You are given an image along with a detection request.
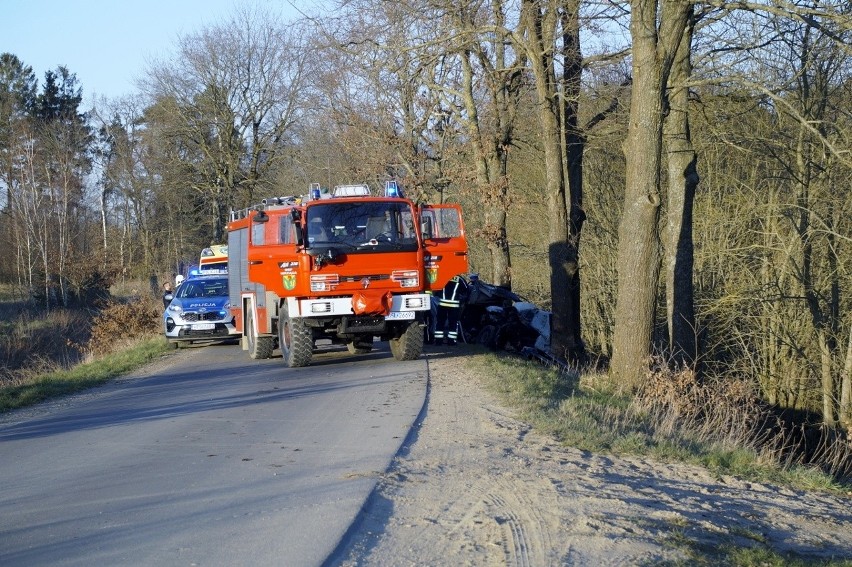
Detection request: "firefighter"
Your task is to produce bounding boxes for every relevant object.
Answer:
[434,275,468,345]
[424,289,436,344]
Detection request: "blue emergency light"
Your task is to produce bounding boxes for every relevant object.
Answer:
[385,180,403,198]
[310,182,322,200]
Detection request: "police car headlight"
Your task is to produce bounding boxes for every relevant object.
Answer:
[168,304,182,313]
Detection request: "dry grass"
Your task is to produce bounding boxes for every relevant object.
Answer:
[631,363,852,480]
[0,281,163,387]
[0,302,91,386]
[471,349,851,488]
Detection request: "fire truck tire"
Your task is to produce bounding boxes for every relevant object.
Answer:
[390,321,423,361]
[347,338,373,355]
[279,306,313,367]
[247,308,274,360]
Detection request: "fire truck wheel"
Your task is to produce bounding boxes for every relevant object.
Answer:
[347,339,373,355]
[279,305,313,367]
[390,321,424,361]
[247,308,274,360]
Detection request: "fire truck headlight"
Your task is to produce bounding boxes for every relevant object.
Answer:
[311,302,332,313]
[405,297,425,309]
[391,270,418,288]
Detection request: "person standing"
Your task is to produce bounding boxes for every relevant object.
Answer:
[434,275,468,345]
[162,282,174,309]
[424,289,437,344]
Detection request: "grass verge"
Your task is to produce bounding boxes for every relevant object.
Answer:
[664,534,852,566]
[0,336,172,413]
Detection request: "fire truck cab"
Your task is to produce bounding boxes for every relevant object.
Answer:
[227,182,467,367]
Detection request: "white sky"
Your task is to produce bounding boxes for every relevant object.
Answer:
[1,0,307,104]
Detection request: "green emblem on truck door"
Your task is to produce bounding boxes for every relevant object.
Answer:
[283,274,296,290]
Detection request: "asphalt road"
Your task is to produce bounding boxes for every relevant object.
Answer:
[0,341,428,567]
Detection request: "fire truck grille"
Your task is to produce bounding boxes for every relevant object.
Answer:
[339,274,390,283]
[183,312,221,322]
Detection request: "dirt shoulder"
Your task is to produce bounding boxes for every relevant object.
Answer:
[333,349,852,566]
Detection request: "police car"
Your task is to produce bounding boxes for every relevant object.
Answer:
[163,270,240,347]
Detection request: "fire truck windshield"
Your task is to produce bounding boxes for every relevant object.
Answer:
[305,201,418,253]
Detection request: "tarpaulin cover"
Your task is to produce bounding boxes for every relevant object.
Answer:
[352,290,393,316]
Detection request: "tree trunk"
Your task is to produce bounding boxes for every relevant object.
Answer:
[662,10,698,367]
[610,0,691,387]
[520,1,581,362]
[560,4,586,362]
[459,51,512,288]
[483,174,511,288]
[818,328,835,426]
[840,322,852,428]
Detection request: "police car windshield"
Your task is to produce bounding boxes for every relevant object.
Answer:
[177,278,228,299]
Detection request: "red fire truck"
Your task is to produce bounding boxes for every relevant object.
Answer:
[227,182,468,367]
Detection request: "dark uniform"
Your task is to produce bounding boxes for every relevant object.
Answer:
[434,275,468,345]
[162,282,174,309]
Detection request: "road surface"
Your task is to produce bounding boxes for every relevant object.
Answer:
[0,341,427,566]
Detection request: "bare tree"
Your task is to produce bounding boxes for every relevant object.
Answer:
[143,6,309,241]
[310,0,464,204]
[316,1,529,288]
[443,1,526,288]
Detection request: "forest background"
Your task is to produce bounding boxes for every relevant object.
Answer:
[1,0,851,434]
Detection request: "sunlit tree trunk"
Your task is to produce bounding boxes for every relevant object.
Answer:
[611,0,691,387]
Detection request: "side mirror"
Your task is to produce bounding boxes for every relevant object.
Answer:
[290,210,304,245]
[421,216,434,240]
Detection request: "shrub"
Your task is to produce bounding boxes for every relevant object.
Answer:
[88,297,162,356]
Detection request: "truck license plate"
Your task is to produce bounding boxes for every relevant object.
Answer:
[385,311,415,320]
[192,323,216,330]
